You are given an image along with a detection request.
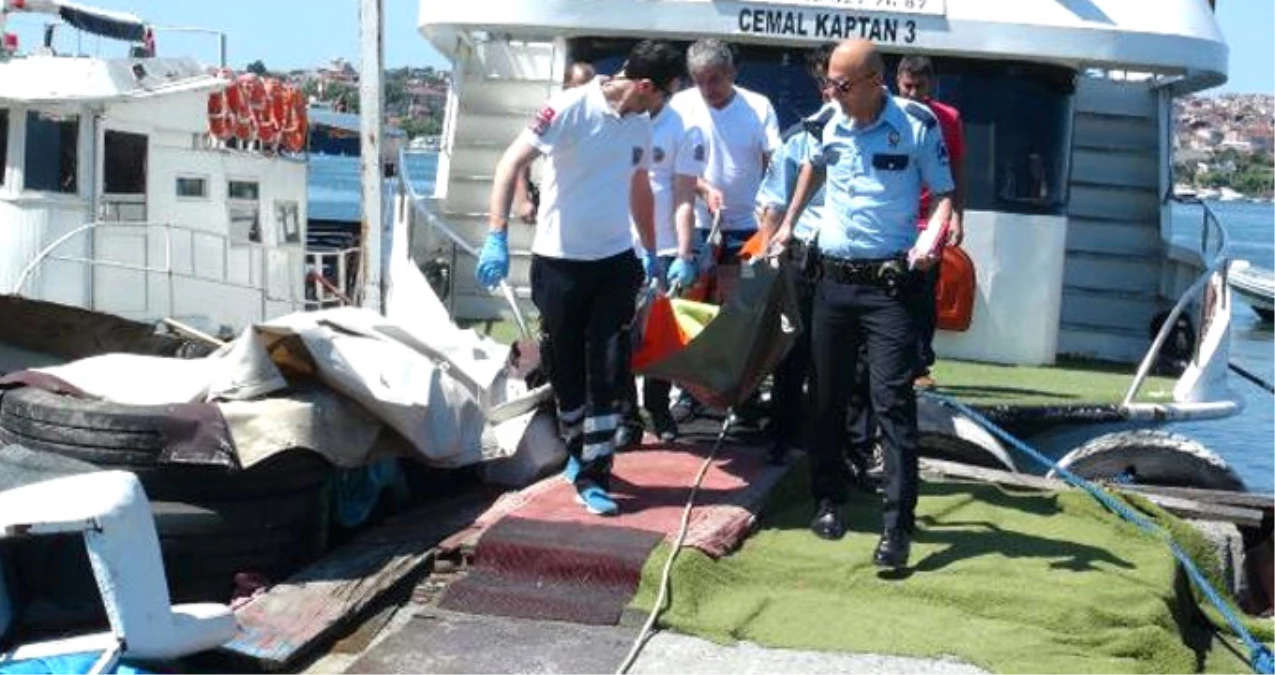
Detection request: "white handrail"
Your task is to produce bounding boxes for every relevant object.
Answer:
[10,220,302,319]
[397,148,532,338]
[1121,197,1230,408]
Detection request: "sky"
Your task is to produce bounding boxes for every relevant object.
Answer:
[1,0,1270,94]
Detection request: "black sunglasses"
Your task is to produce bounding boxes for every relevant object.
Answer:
[820,71,877,94]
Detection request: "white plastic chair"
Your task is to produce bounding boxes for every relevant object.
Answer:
[0,471,236,670]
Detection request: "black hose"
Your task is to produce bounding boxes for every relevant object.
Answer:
[1230,362,1275,394]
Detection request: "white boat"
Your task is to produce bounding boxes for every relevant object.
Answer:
[1229,259,1275,322]
[403,0,1254,482]
[0,0,313,336]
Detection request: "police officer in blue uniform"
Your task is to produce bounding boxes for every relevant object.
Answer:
[772,39,954,568]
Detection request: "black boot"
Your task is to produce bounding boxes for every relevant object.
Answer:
[809,499,845,541]
[873,528,911,569]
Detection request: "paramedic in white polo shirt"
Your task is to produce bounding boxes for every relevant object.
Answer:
[615,70,707,448]
[670,38,782,304]
[475,40,685,517]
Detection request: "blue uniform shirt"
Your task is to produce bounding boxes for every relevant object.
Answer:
[756,104,836,243]
[811,92,955,260]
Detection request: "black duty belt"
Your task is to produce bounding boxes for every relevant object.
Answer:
[817,254,911,297]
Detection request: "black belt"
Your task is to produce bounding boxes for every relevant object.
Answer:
[817,254,911,296]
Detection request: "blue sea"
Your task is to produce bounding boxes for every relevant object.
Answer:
[315,153,1274,493]
[1169,200,1274,493]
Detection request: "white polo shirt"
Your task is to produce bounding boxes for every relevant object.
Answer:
[632,105,707,256]
[522,77,653,260]
[671,85,781,232]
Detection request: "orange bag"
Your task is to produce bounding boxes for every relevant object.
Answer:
[935,245,976,332]
[632,293,690,371]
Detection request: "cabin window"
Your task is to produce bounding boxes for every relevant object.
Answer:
[275,200,301,244]
[570,39,1074,217]
[228,179,261,243]
[24,111,79,194]
[0,109,8,186]
[103,130,147,195]
[176,176,207,199]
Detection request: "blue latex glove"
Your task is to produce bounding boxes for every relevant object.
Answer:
[642,250,665,286]
[666,256,696,291]
[475,230,509,289]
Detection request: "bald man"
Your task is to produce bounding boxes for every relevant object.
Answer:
[772,39,954,568]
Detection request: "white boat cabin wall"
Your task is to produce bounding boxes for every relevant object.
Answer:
[417,0,1229,368]
[0,58,308,336]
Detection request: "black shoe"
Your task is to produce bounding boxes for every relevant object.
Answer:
[873,528,911,568]
[649,409,678,443]
[809,499,845,541]
[614,419,644,451]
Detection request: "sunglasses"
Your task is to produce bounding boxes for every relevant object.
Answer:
[820,71,876,94]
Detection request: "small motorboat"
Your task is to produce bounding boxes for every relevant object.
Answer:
[1229,260,1275,322]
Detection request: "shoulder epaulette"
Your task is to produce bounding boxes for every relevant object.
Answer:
[902,100,937,129]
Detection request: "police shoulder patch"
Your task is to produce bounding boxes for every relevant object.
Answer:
[902,101,938,129]
[693,144,706,162]
[632,146,645,165]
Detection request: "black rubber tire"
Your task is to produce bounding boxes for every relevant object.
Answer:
[1048,429,1246,492]
[0,385,335,502]
[919,432,1016,471]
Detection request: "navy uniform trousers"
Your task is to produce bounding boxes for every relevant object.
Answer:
[809,274,922,535]
[530,251,643,487]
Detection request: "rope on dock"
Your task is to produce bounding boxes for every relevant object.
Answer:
[926,392,1275,675]
[616,414,734,675]
[1230,361,1275,394]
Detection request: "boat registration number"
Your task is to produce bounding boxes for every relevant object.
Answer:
[744,0,944,17]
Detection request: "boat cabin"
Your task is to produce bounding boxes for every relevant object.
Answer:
[415,0,1229,370]
[0,2,308,335]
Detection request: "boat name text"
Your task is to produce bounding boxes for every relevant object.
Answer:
[737,10,917,43]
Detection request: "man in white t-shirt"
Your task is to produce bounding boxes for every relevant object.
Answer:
[616,73,707,448]
[665,39,781,424]
[670,38,782,304]
[475,41,686,516]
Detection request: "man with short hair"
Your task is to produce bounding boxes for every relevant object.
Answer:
[672,38,782,303]
[668,38,781,423]
[476,41,685,516]
[896,55,966,389]
[773,39,955,568]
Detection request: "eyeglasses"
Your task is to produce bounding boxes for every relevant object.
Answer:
[820,72,876,95]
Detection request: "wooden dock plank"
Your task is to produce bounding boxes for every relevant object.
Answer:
[920,459,1265,528]
[218,488,502,672]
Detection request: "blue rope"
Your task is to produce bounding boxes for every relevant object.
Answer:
[925,392,1274,675]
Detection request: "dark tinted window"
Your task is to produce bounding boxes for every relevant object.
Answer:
[568,39,1074,216]
[925,61,1074,216]
[104,130,147,194]
[25,111,79,194]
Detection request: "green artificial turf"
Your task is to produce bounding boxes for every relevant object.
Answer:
[629,465,1271,673]
[929,357,1179,407]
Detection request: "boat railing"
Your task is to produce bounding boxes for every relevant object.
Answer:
[1121,195,1232,411]
[9,219,303,324]
[304,247,360,310]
